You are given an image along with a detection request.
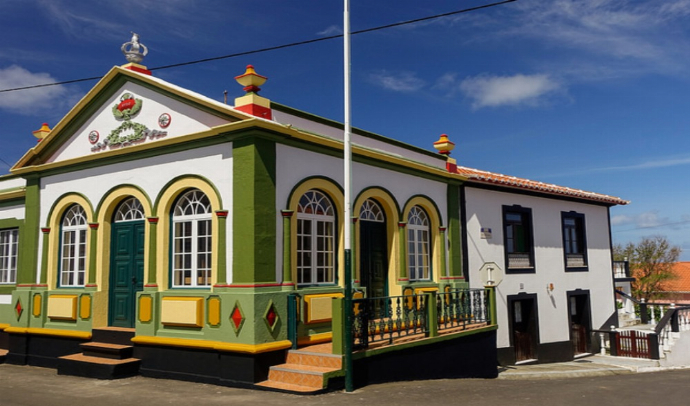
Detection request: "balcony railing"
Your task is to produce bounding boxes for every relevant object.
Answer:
[613,260,630,279]
[352,294,428,350]
[436,288,489,333]
[349,288,492,351]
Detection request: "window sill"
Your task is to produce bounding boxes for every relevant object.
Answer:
[296,284,340,290]
[505,267,536,274]
[565,267,589,272]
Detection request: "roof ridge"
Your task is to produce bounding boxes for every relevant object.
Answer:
[456,165,629,206]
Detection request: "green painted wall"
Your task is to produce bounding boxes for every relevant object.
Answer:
[232,135,276,284]
[17,177,40,286]
[446,183,462,277]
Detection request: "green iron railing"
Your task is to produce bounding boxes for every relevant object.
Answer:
[349,288,492,350]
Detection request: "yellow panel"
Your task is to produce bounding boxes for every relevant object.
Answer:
[304,293,344,324]
[161,297,203,328]
[414,287,438,295]
[139,295,152,323]
[32,294,42,317]
[47,295,78,321]
[79,295,91,320]
[208,297,221,327]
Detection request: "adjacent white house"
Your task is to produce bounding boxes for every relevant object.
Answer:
[458,168,627,364]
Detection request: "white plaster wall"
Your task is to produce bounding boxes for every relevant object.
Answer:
[49,81,231,163]
[0,205,24,221]
[0,177,26,190]
[275,143,448,282]
[464,187,616,348]
[272,110,446,169]
[38,144,233,284]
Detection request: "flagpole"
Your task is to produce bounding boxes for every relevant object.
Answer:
[343,0,354,393]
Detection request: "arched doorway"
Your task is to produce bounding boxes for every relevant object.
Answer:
[359,198,388,300]
[109,197,145,328]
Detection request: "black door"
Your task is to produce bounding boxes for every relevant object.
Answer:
[360,220,388,301]
[108,221,145,327]
[569,293,591,355]
[511,297,537,362]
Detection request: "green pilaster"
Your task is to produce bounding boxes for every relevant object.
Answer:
[281,211,294,285]
[215,211,228,284]
[87,224,98,286]
[398,222,407,280]
[351,218,358,287]
[446,182,462,277]
[146,218,158,287]
[438,227,447,278]
[39,228,50,285]
[232,135,276,284]
[17,176,40,286]
[331,296,345,355]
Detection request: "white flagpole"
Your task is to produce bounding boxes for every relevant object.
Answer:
[343,0,354,393]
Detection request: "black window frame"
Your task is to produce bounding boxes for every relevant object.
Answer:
[502,205,535,274]
[561,211,588,272]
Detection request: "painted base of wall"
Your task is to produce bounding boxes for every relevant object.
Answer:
[134,344,287,387]
[353,330,497,388]
[6,333,85,368]
[0,330,8,350]
[497,340,578,366]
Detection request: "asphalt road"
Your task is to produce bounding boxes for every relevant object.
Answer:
[1,364,689,406]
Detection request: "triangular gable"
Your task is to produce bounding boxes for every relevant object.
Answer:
[13,66,252,171]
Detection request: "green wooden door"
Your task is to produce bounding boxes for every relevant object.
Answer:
[109,221,145,327]
[360,220,388,299]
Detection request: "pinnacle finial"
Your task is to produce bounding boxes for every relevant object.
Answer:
[121,32,148,64]
[433,134,455,156]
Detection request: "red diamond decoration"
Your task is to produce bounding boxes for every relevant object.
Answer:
[15,298,23,319]
[266,306,277,328]
[230,305,244,331]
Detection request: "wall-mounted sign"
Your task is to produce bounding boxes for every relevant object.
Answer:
[158,113,171,128]
[480,227,492,239]
[88,131,99,145]
[90,93,167,152]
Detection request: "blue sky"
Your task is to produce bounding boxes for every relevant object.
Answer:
[1,0,689,260]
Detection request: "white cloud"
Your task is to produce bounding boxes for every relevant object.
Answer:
[459,74,562,109]
[318,25,342,36]
[0,65,69,114]
[369,71,425,93]
[505,0,690,78]
[611,211,669,229]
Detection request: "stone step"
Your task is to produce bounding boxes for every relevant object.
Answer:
[266,363,336,389]
[0,348,7,364]
[57,353,140,379]
[286,350,342,369]
[91,327,135,346]
[255,380,326,393]
[80,342,134,360]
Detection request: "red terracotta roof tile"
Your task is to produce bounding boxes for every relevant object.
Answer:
[664,262,690,293]
[456,166,629,206]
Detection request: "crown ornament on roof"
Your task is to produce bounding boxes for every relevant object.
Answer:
[121,32,148,64]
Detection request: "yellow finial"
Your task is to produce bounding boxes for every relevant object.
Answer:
[32,123,51,141]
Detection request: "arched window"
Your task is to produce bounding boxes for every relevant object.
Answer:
[114,197,145,222]
[172,189,212,288]
[297,190,335,285]
[359,198,384,222]
[60,204,88,287]
[407,206,430,281]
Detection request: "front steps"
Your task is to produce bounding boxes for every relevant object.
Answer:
[256,344,344,393]
[0,349,7,363]
[57,327,140,379]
